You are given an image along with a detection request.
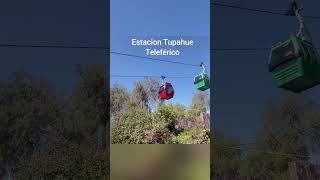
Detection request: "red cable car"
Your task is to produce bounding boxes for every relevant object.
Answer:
[158,76,174,100]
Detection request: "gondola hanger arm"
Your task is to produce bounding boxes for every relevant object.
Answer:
[200,62,207,74]
[160,75,166,84]
[288,0,313,43]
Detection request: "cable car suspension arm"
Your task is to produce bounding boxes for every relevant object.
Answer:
[289,0,313,42]
[160,76,166,84]
[200,62,207,74]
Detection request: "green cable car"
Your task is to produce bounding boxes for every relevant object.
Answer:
[269,35,320,93]
[268,0,320,93]
[194,62,210,91]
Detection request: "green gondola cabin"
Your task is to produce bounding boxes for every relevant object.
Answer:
[194,72,210,91]
[268,35,320,93]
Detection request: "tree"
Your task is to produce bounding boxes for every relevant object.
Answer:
[110,84,129,118]
[143,104,178,144]
[153,103,177,132]
[0,71,61,178]
[171,130,197,144]
[14,139,107,180]
[188,91,210,119]
[142,77,160,111]
[67,64,110,179]
[70,64,108,148]
[172,104,186,117]
[0,66,109,179]
[12,65,109,179]
[111,107,153,144]
[211,132,240,177]
[130,82,148,109]
[239,93,314,179]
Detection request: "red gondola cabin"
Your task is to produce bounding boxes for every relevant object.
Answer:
[158,82,174,100]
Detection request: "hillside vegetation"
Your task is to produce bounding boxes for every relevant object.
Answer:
[110,77,210,144]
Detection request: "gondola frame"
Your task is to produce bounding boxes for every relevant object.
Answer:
[158,82,174,100]
[194,73,210,91]
[268,35,320,93]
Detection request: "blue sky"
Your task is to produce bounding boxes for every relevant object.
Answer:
[110,0,210,107]
[0,0,107,97]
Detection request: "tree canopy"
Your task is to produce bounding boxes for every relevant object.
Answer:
[0,65,108,179]
[110,78,210,145]
[211,93,320,179]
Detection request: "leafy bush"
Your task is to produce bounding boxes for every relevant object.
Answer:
[110,79,211,145]
[111,107,152,144]
[142,104,178,144]
[201,129,210,144]
[153,103,177,132]
[171,131,197,144]
[142,121,172,144]
[14,141,107,180]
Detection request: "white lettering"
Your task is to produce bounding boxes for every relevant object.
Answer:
[131,39,137,45]
[145,49,180,56]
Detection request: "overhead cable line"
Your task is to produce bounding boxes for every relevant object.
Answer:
[212,2,320,19]
[110,51,199,67]
[211,48,270,51]
[221,146,314,158]
[0,41,273,55]
[212,2,287,16]
[211,47,320,52]
[213,141,315,158]
[111,75,194,79]
[0,43,108,50]
[0,43,200,67]
[212,132,320,158]
[212,144,313,158]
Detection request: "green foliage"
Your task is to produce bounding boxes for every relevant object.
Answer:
[172,104,186,117]
[153,103,177,131]
[14,141,107,180]
[191,91,210,110]
[239,152,290,179]
[131,82,148,109]
[209,93,320,179]
[187,107,204,120]
[187,91,210,119]
[171,129,210,144]
[238,94,311,178]
[0,65,108,179]
[0,71,61,176]
[201,129,210,144]
[171,131,197,144]
[110,78,210,145]
[111,107,152,144]
[71,64,108,139]
[143,120,172,144]
[110,84,130,117]
[211,133,240,177]
[111,102,180,144]
[142,77,160,110]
